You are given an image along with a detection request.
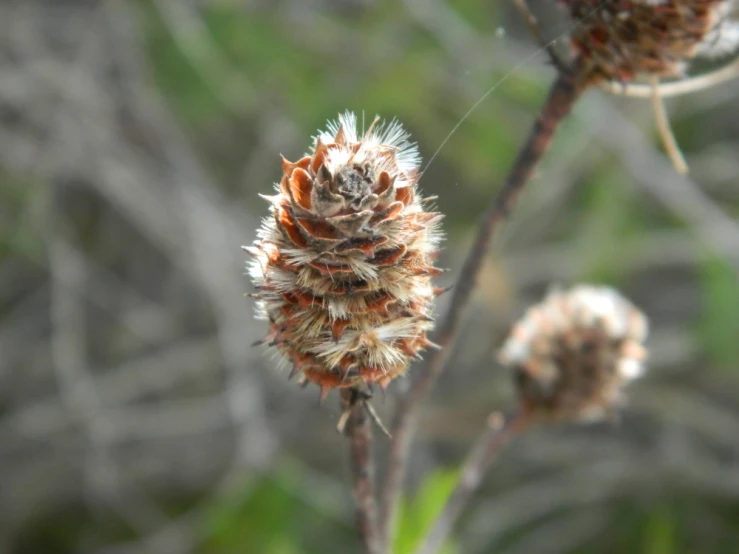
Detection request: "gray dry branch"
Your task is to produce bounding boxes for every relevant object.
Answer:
[0,1,274,549]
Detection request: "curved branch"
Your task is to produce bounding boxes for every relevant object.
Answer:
[599,57,739,98]
[414,412,530,554]
[377,60,590,553]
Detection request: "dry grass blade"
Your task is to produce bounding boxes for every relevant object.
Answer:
[649,76,689,175]
[599,57,739,98]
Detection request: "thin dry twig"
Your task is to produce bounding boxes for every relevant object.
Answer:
[414,411,530,554]
[341,388,381,554]
[378,59,590,552]
[513,0,569,73]
[649,76,689,174]
[599,56,739,98]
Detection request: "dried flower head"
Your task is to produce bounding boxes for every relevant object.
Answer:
[560,0,739,82]
[245,112,443,399]
[498,285,648,422]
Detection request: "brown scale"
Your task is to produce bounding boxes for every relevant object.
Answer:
[333,235,389,255]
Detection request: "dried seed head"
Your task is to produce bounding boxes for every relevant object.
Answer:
[247,112,443,395]
[498,285,648,423]
[560,0,739,82]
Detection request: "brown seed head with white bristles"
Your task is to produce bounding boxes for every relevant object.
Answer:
[560,0,739,82]
[498,285,648,422]
[246,112,444,398]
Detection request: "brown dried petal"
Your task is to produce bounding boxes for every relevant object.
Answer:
[289,167,313,211]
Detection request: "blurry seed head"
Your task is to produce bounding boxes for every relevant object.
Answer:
[246,112,444,398]
[499,285,648,423]
[560,0,739,82]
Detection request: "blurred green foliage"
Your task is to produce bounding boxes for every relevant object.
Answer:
[197,466,459,554]
[576,167,651,285]
[0,171,44,266]
[201,471,312,554]
[642,506,677,554]
[393,469,460,554]
[697,257,739,370]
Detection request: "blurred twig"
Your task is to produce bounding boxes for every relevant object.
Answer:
[415,411,529,554]
[513,0,568,72]
[585,94,739,272]
[150,0,257,115]
[600,57,739,98]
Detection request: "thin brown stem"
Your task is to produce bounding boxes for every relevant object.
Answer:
[649,75,688,175]
[342,388,381,554]
[378,60,590,553]
[513,0,569,73]
[414,412,531,554]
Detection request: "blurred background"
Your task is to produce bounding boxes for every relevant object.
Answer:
[2,1,739,553]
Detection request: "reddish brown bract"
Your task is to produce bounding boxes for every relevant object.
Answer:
[247,113,443,397]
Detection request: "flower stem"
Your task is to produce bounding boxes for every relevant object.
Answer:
[414,412,530,554]
[342,388,381,554]
[378,59,590,553]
